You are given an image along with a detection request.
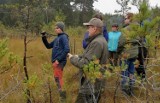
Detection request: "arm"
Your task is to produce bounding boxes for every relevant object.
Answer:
[56,35,70,62]
[117,34,126,53]
[82,32,89,49]
[118,34,126,47]
[103,25,108,41]
[42,36,54,49]
[70,42,102,69]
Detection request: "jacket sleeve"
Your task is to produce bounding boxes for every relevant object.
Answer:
[56,35,70,62]
[82,32,89,49]
[42,36,54,49]
[70,42,102,69]
[103,26,108,41]
[117,34,126,54]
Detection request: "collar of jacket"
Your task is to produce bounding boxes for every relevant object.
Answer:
[85,33,102,45]
[57,32,69,39]
[58,33,64,36]
[112,31,119,33]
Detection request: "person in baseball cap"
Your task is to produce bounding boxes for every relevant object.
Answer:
[68,17,108,102]
[82,14,108,49]
[83,18,103,37]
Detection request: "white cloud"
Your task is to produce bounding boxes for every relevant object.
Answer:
[93,0,160,14]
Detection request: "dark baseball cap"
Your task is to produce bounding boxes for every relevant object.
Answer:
[112,23,119,27]
[83,18,103,28]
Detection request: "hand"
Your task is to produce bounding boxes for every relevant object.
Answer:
[41,31,46,36]
[75,55,79,58]
[68,53,73,59]
[55,60,59,64]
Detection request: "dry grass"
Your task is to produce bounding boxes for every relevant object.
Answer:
[1,36,160,103]
[1,36,83,103]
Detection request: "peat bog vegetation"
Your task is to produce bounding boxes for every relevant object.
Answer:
[1,0,160,103]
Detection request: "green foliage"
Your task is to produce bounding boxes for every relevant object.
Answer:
[83,57,113,83]
[42,62,52,75]
[66,26,85,36]
[115,0,131,16]
[145,34,155,51]
[0,0,97,28]
[83,60,102,83]
[0,0,45,34]
[26,73,40,90]
[122,0,160,53]
[55,10,66,22]
[135,0,151,22]
[120,60,128,71]
[72,0,96,25]
[29,7,45,34]
[0,38,8,60]
[152,5,160,18]
[23,73,43,102]
[42,20,56,34]
[41,62,53,85]
[0,38,22,73]
[8,52,22,67]
[0,21,7,36]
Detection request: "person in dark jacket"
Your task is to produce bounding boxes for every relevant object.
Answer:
[41,22,70,102]
[82,13,108,49]
[121,13,139,96]
[68,18,108,103]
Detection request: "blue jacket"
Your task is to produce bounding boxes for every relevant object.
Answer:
[108,31,121,52]
[42,33,70,67]
[82,25,108,49]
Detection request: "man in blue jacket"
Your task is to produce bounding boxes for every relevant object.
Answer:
[82,13,108,49]
[41,22,70,102]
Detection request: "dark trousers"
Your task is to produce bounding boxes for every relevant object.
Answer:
[136,47,147,79]
[108,51,119,66]
[75,78,105,103]
[75,93,101,103]
[121,59,136,87]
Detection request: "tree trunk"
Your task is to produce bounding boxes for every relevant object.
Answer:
[23,33,31,103]
[23,6,31,103]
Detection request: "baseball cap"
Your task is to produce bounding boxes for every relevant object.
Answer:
[112,23,119,27]
[83,18,103,28]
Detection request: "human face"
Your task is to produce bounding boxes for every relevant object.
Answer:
[112,26,118,31]
[124,17,130,25]
[54,26,63,34]
[87,25,97,36]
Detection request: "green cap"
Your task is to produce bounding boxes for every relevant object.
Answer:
[83,18,103,27]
